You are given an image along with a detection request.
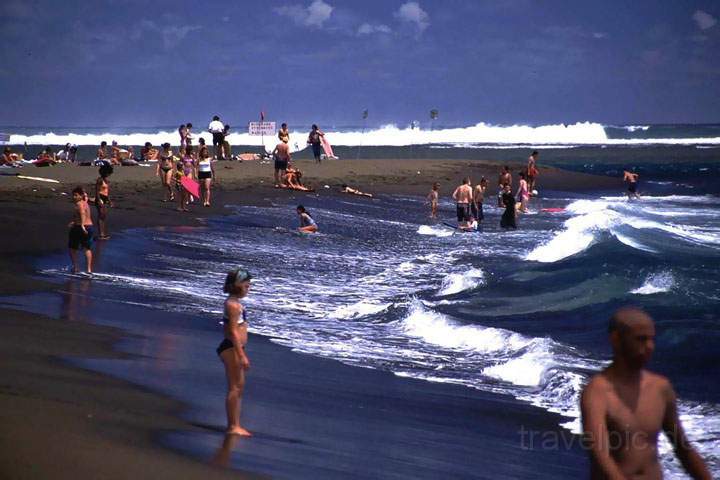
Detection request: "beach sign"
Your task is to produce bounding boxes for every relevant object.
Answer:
[248,122,276,136]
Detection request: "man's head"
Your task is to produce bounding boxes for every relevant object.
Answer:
[101,141,107,147]
[503,165,510,173]
[609,307,656,369]
[463,176,471,185]
[531,150,539,158]
[281,123,287,129]
[213,115,220,121]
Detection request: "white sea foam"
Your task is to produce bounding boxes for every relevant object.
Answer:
[417,225,454,237]
[482,339,557,386]
[328,301,391,319]
[437,268,485,296]
[399,300,530,352]
[624,125,651,132]
[631,271,675,295]
[9,122,720,146]
[527,196,720,263]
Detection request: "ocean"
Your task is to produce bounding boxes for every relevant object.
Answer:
[10,123,720,478]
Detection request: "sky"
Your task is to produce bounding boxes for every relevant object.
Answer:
[1,0,719,127]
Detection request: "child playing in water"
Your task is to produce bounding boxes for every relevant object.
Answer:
[297,205,318,233]
[427,183,439,218]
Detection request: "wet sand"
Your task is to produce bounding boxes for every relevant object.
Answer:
[0,157,615,478]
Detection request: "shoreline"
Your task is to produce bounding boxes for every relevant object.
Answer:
[0,157,613,478]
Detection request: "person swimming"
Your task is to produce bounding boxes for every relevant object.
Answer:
[297,205,318,233]
[217,267,252,436]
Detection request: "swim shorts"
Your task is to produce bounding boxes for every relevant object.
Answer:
[456,203,471,222]
[198,171,212,180]
[68,225,94,250]
[471,203,484,221]
[311,143,322,158]
[628,182,637,193]
[274,158,288,170]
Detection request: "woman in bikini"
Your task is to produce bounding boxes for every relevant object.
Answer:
[95,164,113,240]
[516,172,530,214]
[217,267,252,436]
[177,145,196,212]
[156,143,175,202]
[297,205,318,233]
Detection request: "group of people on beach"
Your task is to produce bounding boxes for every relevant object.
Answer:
[55,119,713,479]
[433,151,540,231]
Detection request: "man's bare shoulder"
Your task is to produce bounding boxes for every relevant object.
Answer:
[643,370,672,393]
[584,371,613,394]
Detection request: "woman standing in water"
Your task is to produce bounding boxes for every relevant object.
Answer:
[156,143,175,202]
[217,267,252,436]
[516,172,530,213]
[500,184,517,229]
[297,205,318,233]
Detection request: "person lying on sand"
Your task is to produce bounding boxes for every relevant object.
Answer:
[297,205,318,233]
[35,147,57,166]
[341,184,373,198]
[1,147,21,167]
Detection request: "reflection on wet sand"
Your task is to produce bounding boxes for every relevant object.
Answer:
[210,433,241,468]
[59,278,91,322]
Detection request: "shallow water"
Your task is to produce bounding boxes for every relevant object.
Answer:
[35,161,720,478]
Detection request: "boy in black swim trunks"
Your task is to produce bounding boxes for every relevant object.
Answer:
[623,170,640,199]
[68,186,94,274]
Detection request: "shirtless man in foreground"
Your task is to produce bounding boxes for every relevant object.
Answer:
[581,308,710,479]
[452,177,473,228]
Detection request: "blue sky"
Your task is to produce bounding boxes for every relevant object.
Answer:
[1,0,718,127]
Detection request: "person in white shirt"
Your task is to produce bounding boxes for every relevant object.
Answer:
[208,115,225,159]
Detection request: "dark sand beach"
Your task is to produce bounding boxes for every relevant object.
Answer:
[0,157,621,479]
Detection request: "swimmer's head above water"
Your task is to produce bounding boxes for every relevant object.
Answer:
[223,267,252,296]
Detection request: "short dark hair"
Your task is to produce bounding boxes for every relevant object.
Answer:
[186,123,193,128]
[311,124,318,130]
[99,164,114,177]
[213,115,220,121]
[162,142,170,148]
[199,137,205,145]
[532,150,539,156]
[145,142,152,147]
[101,141,107,147]
[72,186,85,195]
[281,123,287,128]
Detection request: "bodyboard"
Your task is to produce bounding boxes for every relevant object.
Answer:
[181,176,200,198]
